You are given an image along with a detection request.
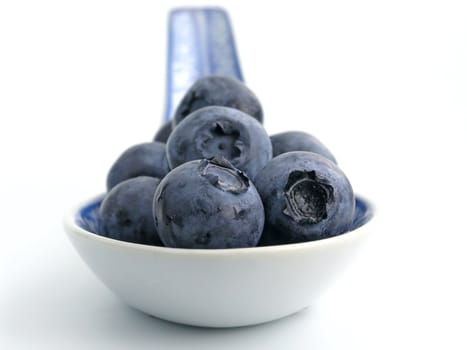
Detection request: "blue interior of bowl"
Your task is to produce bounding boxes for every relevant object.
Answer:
[76,195,374,238]
[76,196,103,234]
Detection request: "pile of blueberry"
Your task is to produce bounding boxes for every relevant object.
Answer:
[98,76,355,249]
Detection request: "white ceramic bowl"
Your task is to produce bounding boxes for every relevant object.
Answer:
[64,194,374,328]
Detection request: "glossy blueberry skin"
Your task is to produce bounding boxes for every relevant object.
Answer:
[153,121,173,143]
[153,158,264,249]
[254,151,355,245]
[167,106,272,179]
[99,176,162,246]
[270,131,337,164]
[172,76,263,126]
[107,142,170,191]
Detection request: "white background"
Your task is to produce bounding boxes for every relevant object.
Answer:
[1,0,466,349]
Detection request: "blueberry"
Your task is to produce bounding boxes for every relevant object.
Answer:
[270,131,337,164]
[167,106,272,179]
[254,151,355,244]
[153,121,172,143]
[172,76,263,126]
[99,176,162,245]
[153,157,264,249]
[107,142,170,191]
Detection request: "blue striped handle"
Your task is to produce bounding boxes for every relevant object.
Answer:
[164,8,244,121]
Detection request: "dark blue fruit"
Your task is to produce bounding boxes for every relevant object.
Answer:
[270,131,337,164]
[153,157,264,249]
[254,151,355,245]
[172,76,263,126]
[153,121,172,143]
[99,176,162,246]
[107,142,170,191]
[166,106,272,179]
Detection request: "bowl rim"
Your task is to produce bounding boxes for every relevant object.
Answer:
[64,193,375,257]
